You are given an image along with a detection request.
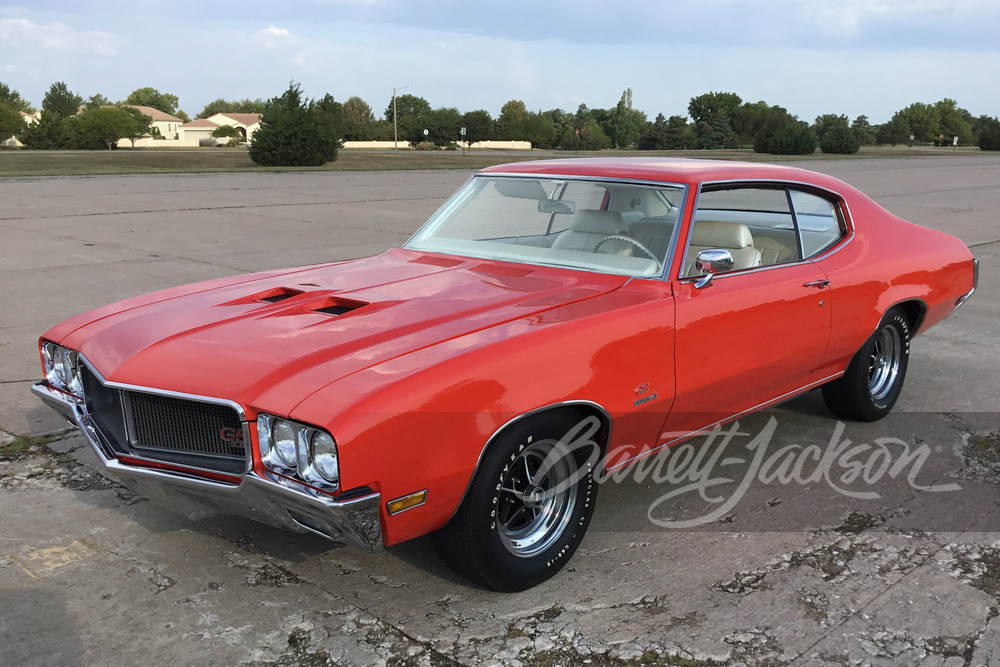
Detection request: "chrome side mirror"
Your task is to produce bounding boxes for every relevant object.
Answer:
[693,248,734,288]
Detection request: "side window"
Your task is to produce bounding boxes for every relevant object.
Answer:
[685,187,800,276]
[790,190,844,258]
[683,185,847,277]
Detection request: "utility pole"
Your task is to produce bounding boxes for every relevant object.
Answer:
[392,85,408,150]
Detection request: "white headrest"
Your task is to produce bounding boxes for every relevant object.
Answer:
[570,209,626,234]
[690,220,753,249]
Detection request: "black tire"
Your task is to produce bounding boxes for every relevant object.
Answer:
[432,410,600,592]
[822,307,911,422]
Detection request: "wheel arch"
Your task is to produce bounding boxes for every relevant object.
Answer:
[894,298,928,335]
[447,400,613,524]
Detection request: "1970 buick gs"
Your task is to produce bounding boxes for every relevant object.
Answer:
[33,159,978,591]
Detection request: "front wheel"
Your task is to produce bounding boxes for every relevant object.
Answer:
[432,411,600,591]
[822,307,911,421]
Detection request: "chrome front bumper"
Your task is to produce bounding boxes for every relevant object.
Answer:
[31,382,384,552]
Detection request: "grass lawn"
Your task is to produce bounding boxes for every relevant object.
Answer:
[0,145,986,178]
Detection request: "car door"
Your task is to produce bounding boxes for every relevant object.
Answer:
[659,184,846,442]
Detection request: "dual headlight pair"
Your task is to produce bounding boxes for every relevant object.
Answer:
[42,341,85,399]
[257,413,340,489]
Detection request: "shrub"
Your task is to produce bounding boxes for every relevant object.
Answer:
[754,123,817,155]
[819,125,860,154]
[979,117,1000,151]
[249,82,340,167]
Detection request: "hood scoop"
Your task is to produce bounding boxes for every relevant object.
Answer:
[311,297,367,316]
[220,287,306,307]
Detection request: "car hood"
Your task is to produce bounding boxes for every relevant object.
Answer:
[59,249,627,415]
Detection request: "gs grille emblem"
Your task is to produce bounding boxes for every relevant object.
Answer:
[220,427,244,443]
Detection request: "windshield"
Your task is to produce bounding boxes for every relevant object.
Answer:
[405,175,686,278]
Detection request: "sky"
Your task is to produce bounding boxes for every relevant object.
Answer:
[1,0,999,124]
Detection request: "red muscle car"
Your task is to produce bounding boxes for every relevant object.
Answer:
[33,159,978,591]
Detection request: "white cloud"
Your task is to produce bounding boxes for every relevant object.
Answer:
[0,17,115,55]
[260,25,290,37]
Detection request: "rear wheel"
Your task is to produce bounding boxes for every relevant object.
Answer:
[822,307,911,421]
[432,411,600,591]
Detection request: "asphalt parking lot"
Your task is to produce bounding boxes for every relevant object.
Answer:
[1,155,999,666]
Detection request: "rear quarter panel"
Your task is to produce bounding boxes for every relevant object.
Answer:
[814,193,975,375]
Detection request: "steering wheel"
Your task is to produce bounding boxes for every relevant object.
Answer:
[593,235,662,270]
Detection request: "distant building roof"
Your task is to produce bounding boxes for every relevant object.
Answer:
[214,113,262,127]
[182,118,221,128]
[126,105,183,123]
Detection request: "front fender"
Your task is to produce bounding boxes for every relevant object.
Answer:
[291,284,675,545]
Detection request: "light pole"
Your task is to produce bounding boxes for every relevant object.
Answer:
[392,85,408,150]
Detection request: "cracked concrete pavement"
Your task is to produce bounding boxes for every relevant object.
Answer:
[1,156,999,666]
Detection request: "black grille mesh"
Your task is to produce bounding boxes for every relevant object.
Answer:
[81,363,248,475]
[126,391,245,459]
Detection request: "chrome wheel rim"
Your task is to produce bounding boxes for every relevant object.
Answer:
[497,439,577,558]
[868,325,901,401]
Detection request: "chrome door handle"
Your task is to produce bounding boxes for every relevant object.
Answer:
[804,280,830,289]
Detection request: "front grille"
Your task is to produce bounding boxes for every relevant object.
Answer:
[82,365,248,475]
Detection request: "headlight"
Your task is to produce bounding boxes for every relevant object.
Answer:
[272,419,298,468]
[256,413,339,489]
[42,342,58,385]
[63,349,84,396]
[310,431,339,483]
[41,341,84,399]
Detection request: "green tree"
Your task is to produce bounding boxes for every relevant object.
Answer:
[18,110,71,148]
[698,110,738,149]
[638,113,668,150]
[85,93,113,110]
[688,92,742,127]
[198,98,266,118]
[0,102,27,142]
[211,124,242,146]
[754,107,816,155]
[560,123,611,151]
[125,87,180,115]
[812,114,859,154]
[76,106,137,149]
[42,81,83,117]
[121,106,154,147]
[977,117,1000,150]
[638,114,694,150]
[812,114,849,142]
[249,82,340,166]
[384,93,431,145]
[423,107,462,146]
[523,111,556,148]
[819,126,860,154]
[461,109,493,146]
[342,96,376,140]
[895,102,940,142]
[543,109,574,149]
[604,88,646,149]
[312,93,344,142]
[851,115,877,146]
[0,82,33,113]
[934,98,973,145]
[573,103,593,129]
[731,100,771,146]
[496,99,529,140]
[876,113,912,145]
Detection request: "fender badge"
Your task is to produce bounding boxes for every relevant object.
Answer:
[633,392,658,407]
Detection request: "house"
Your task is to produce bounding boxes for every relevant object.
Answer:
[1,110,40,148]
[126,105,184,140]
[181,112,263,144]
